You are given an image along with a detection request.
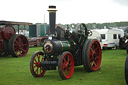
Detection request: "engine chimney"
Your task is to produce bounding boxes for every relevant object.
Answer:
[47,5,57,36]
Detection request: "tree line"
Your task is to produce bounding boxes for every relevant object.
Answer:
[13,21,128,32]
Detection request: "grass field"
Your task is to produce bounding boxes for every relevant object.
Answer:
[0,47,127,85]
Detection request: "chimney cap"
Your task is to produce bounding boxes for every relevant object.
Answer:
[48,5,57,12]
[49,6,56,9]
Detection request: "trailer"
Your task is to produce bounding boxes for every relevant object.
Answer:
[93,28,124,49]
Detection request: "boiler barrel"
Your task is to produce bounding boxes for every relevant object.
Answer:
[43,40,76,55]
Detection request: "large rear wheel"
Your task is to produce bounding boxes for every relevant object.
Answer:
[8,34,29,57]
[58,52,74,80]
[82,39,102,72]
[30,51,46,77]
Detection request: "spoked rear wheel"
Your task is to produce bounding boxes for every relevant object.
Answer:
[82,39,102,72]
[125,55,128,84]
[58,52,74,80]
[30,51,46,77]
[8,34,29,57]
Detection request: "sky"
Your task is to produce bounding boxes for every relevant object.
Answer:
[0,0,128,24]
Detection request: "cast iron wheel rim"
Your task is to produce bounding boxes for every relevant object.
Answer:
[89,40,102,71]
[125,55,128,84]
[3,26,16,40]
[9,34,29,57]
[30,51,46,77]
[58,52,74,79]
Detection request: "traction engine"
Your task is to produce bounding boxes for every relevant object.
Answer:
[30,6,102,79]
[0,21,32,57]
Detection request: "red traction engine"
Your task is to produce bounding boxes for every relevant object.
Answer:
[0,21,32,57]
[30,6,102,79]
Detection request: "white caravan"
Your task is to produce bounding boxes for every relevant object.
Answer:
[88,30,103,49]
[92,28,124,49]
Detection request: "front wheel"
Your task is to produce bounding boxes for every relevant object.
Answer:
[30,51,46,77]
[58,52,74,80]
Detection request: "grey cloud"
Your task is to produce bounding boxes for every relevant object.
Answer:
[113,0,128,6]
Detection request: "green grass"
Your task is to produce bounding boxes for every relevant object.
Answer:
[0,48,127,85]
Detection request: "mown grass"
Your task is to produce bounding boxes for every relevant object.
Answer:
[0,47,127,85]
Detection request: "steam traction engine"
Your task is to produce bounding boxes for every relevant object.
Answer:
[0,21,32,57]
[30,6,102,79]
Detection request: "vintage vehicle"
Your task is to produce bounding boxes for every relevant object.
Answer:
[0,21,32,57]
[30,6,102,79]
[28,37,48,47]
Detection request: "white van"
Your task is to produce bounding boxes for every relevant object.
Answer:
[93,28,124,49]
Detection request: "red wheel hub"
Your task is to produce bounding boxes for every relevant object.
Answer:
[89,40,102,71]
[35,62,40,67]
